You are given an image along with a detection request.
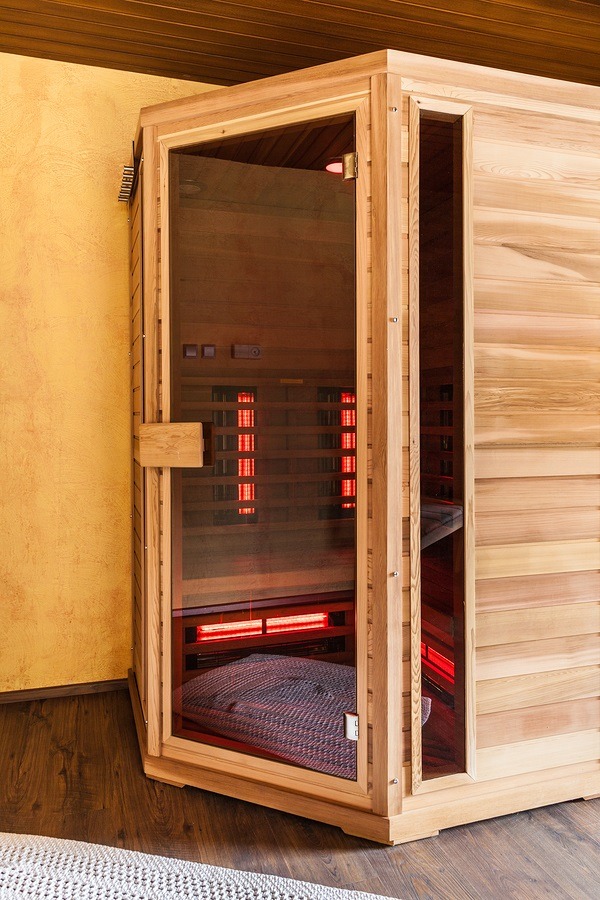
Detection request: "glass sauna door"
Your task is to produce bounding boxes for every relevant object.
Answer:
[169,117,358,780]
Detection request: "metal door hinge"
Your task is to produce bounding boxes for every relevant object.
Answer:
[342,152,358,181]
[344,712,359,741]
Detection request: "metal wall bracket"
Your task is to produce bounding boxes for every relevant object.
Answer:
[118,141,139,202]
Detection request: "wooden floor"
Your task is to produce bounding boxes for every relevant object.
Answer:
[0,690,598,899]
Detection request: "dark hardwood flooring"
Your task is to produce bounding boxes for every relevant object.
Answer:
[0,690,598,899]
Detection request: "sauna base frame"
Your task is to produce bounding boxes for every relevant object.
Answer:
[128,672,596,846]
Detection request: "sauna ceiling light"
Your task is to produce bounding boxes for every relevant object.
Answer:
[325,159,343,174]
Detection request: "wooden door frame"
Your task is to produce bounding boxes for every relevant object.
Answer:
[145,88,376,808]
[408,95,476,795]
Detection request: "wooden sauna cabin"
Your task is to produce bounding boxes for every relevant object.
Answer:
[127,50,600,845]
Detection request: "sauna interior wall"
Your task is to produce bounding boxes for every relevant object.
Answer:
[401,88,600,793]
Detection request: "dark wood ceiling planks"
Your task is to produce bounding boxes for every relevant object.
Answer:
[0,0,599,87]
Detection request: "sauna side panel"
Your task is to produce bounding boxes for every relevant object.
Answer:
[143,126,164,757]
[401,82,599,801]
[130,168,146,717]
[471,101,600,781]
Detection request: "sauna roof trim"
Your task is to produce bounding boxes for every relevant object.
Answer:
[138,49,600,132]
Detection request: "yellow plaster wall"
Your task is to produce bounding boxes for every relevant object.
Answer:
[0,53,213,692]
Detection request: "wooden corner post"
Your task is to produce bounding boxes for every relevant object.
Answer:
[370,71,405,818]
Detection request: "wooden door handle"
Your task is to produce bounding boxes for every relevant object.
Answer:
[138,422,206,467]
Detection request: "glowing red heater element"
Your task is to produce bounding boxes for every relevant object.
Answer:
[196,620,262,642]
[237,392,255,514]
[428,648,455,680]
[421,643,455,683]
[266,612,328,633]
[340,392,356,508]
[195,612,330,643]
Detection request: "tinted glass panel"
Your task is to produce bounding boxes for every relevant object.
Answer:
[169,117,357,779]
[419,114,466,779]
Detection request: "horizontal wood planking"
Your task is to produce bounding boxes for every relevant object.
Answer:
[3,2,600,90]
[396,74,599,799]
[475,447,600,479]
[474,245,599,283]
[476,540,600,579]
[379,54,596,828]
[473,140,600,190]
[180,322,354,354]
[476,729,599,781]
[475,343,599,382]
[476,602,599,647]
[178,297,355,331]
[475,413,599,445]
[401,755,598,808]
[475,381,599,414]
[476,633,598,680]
[475,476,600,512]
[475,571,600,614]
[475,312,600,349]
[475,507,600,546]
[474,177,600,218]
[473,106,600,154]
[477,696,600,749]
[477,666,600,715]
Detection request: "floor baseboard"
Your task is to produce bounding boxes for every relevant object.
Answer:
[0,679,128,705]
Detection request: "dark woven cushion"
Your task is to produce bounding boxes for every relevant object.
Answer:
[178,654,357,779]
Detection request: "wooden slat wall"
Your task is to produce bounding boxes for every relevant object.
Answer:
[129,171,146,716]
[472,96,600,780]
[402,80,600,794]
[1,1,599,89]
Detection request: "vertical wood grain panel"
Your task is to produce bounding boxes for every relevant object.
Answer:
[355,95,372,792]
[370,71,404,817]
[129,160,146,717]
[142,125,162,757]
[407,96,422,792]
